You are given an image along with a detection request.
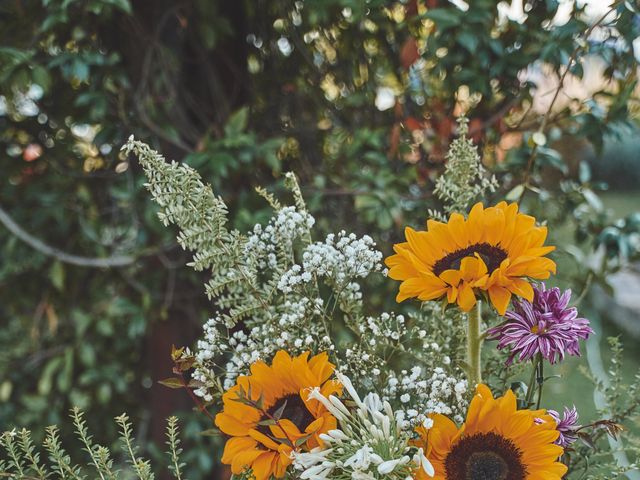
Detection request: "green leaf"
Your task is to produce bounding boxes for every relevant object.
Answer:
[57,347,74,391]
[423,8,461,29]
[256,418,276,427]
[294,432,314,447]
[536,146,568,174]
[32,65,52,93]
[158,377,185,389]
[225,107,249,136]
[505,184,525,201]
[38,357,63,395]
[49,261,65,291]
[457,31,479,53]
[105,0,132,14]
[71,59,89,82]
[271,399,288,421]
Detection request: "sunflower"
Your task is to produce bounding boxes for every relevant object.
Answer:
[215,351,341,480]
[385,202,556,315]
[413,384,567,480]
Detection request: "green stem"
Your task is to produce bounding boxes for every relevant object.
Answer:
[536,358,545,409]
[466,301,483,387]
[525,353,542,406]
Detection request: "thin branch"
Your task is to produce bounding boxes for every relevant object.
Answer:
[174,371,216,423]
[0,204,135,268]
[572,271,594,307]
[0,474,42,480]
[518,3,621,201]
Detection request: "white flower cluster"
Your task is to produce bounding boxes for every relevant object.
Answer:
[278,231,383,293]
[245,206,315,269]
[342,312,413,379]
[293,373,434,480]
[383,366,468,426]
[191,317,227,401]
[219,298,335,389]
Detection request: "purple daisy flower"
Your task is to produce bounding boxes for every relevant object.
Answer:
[534,406,580,448]
[487,283,594,365]
[548,406,580,448]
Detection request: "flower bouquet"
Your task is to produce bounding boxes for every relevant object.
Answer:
[3,118,636,480]
[114,121,627,480]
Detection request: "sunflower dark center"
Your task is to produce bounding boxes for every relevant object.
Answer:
[256,394,315,436]
[444,432,526,480]
[432,242,508,277]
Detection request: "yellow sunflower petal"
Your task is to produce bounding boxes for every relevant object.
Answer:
[483,206,506,245]
[439,269,462,286]
[249,429,282,450]
[308,352,334,384]
[251,452,278,480]
[488,285,512,315]
[459,255,488,282]
[506,277,535,302]
[447,212,469,247]
[457,283,477,312]
[215,413,254,436]
[467,202,485,243]
[222,437,258,467]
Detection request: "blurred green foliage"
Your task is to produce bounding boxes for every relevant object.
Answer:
[1,0,640,477]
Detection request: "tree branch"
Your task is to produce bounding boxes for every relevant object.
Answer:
[0,204,135,268]
[518,3,620,201]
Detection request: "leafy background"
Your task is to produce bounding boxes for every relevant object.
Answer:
[1,0,640,478]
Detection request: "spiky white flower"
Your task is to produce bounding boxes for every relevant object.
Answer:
[294,374,435,480]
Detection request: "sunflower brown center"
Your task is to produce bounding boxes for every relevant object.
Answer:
[444,432,526,480]
[432,242,508,276]
[257,393,315,436]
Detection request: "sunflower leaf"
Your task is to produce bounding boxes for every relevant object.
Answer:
[272,400,288,421]
[256,419,276,427]
[294,433,314,448]
[255,392,265,411]
[158,378,184,389]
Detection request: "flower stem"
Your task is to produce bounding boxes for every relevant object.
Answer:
[525,353,542,406]
[466,301,483,387]
[536,357,545,409]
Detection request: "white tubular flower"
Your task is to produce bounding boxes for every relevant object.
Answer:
[377,456,410,475]
[300,464,333,479]
[364,392,383,412]
[293,447,334,468]
[297,374,417,480]
[413,448,435,477]
[307,387,348,422]
[329,394,351,418]
[352,471,377,480]
[344,446,375,470]
[372,410,391,438]
[328,429,349,441]
[335,370,363,406]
